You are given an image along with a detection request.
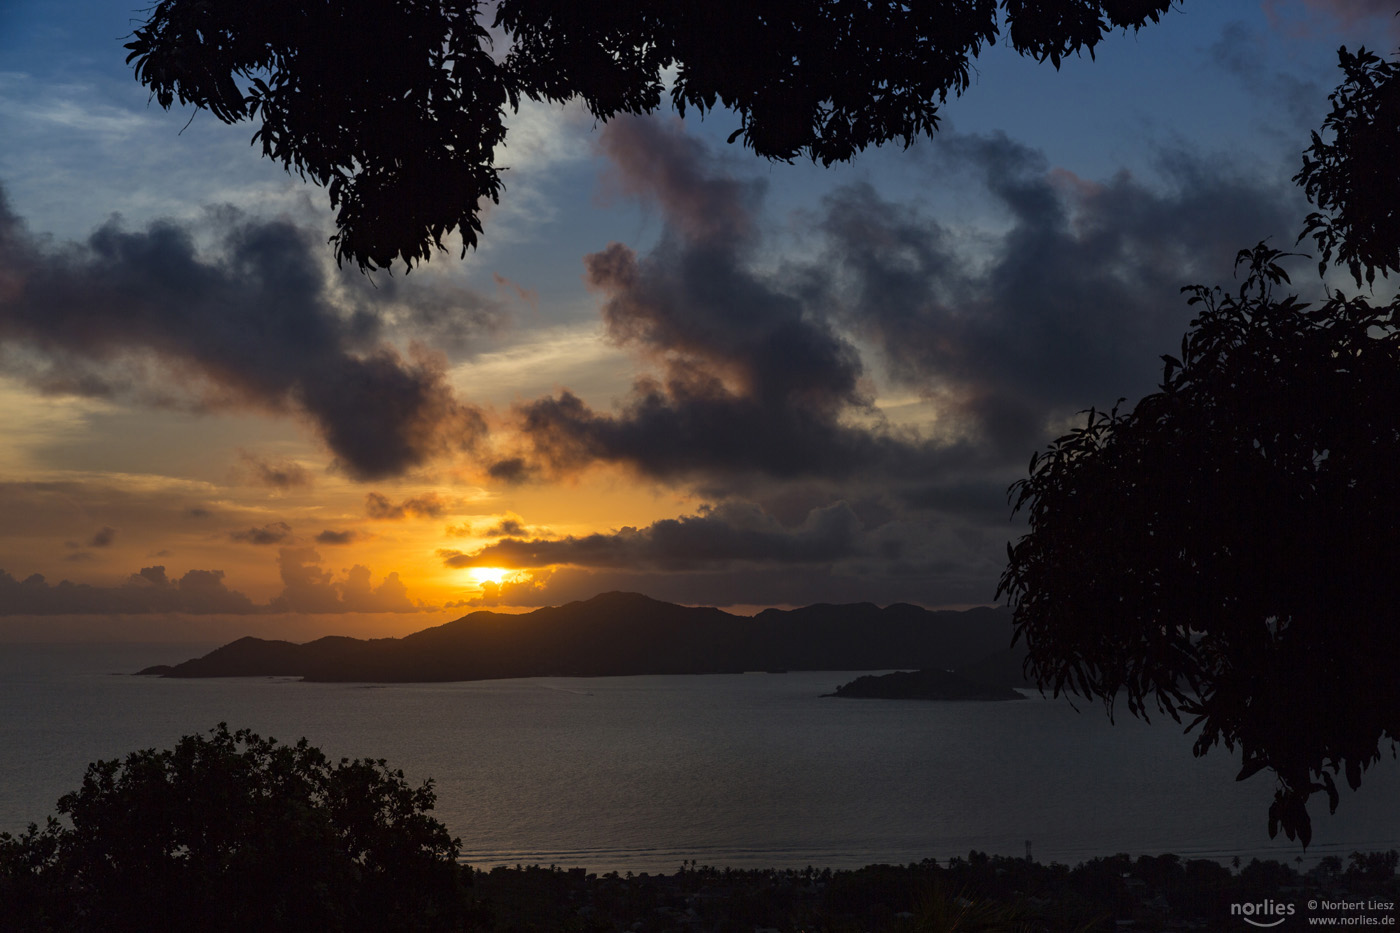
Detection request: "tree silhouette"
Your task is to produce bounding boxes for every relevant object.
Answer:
[1297,46,1400,286]
[998,43,1400,846]
[125,0,1174,270]
[0,725,471,933]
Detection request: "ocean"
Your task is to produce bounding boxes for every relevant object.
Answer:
[2,642,1396,874]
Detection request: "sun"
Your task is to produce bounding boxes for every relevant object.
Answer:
[466,566,511,586]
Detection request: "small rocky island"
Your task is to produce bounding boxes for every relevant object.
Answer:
[823,668,1025,701]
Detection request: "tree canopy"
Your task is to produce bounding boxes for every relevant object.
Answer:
[0,724,471,933]
[998,43,1400,846]
[1297,45,1400,286]
[125,0,1175,270]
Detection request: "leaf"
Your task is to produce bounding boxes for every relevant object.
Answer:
[1235,758,1269,782]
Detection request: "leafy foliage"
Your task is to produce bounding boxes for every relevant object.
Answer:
[126,0,1173,271]
[997,243,1400,845]
[127,0,513,271]
[0,724,470,933]
[1000,36,1400,847]
[1296,46,1400,286]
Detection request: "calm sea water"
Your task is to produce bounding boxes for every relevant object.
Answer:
[2,643,1397,874]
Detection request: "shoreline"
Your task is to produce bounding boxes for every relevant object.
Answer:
[466,849,1400,931]
[456,837,1400,878]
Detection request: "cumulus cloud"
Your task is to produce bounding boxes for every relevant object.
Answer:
[0,565,258,615]
[239,452,314,489]
[809,132,1303,460]
[268,547,420,613]
[464,114,1317,608]
[229,521,294,546]
[439,500,862,571]
[0,188,489,480]
[597,116,760,243]
[434,491,1008,608]
[516,116,936,485]
[0,552,424,615]
[89,526,117,547]
[513,116,1301,492]
[481,516,526,537]
[485,457,533,483]
[314,528,368,545]
[364,490,449,520]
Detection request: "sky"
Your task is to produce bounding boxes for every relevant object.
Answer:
[0,0,1396,642]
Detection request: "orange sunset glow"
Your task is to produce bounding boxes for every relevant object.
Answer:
[7,2,1400,907]
[5,0,1386,648]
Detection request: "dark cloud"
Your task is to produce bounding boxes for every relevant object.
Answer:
[487,116,1310,608]
[229,521,294,545]
[0,188,488,480]
[1209,20,1324,132]
[314,529,368,545]
[517,116,935,485]
[900,479,1015,522]
[0,565,258,615]
[811,131,1303,463]
[457,559,999,611]
[364,266,506,359]
[239,452,314,489]
[439,500,862,571]
[486,457,532,483]
[364,491,449,520]
[597,116,761,243]
[88,526,117,547]
[268,547,420,613]
[514,117,1301,493]
[482,517,526,537]
[436,492,1007,608]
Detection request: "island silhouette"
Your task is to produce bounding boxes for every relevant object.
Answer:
[823,668,1025,701]
[138,591,1023,685]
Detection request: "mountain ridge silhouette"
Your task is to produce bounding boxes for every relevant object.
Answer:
[138,591,1014,683]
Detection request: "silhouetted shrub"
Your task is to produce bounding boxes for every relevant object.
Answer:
[0,724,471,933]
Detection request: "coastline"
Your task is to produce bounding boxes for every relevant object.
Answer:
[466,851,1400,931]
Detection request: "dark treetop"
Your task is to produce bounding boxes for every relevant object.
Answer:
[0,725,470,933]
[997,35,1400,848]
[997,247,1400,848]
[125,0,1175,270]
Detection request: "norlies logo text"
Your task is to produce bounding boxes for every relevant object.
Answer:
[1232,899,1296,927]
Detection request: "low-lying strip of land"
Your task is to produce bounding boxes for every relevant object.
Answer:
[468,849,1400,932]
